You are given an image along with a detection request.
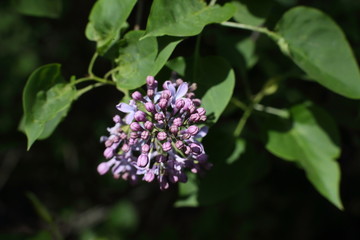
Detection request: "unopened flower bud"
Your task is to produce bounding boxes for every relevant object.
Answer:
[144,121,153,130]
[189,83,197,91]
[170,125,178,134]
[146,76,155,87]
[182,133,191,140]
[132,91,143,101]
[184,146,191,154]
[158,99,168,109]
[141,131,150,140]
[200,115,207,122]
[122,144,130,152]
[103,148,114,159]
[175,140,184,149]
[155,112,164,121]
[157,132,167,141]
[162,142,172,152]
[189,113,200,122]
[197,107,206,116]
[113,115,121,123]
[142,144,150,153]
[161,90,171,99]
[137,154,148,167]
[176,78,184,86]
[120,132,127,139]
[145,102,156,113]
[175,99,185,109]
[130,132,139,139]
[173,117,182,126]
[134,111,147,122]
[130,122,142,131]
[105,139,113,147]
[189,104,196,113]
[144,171,155,182]
[147,89,154,97]
[97,162,110,175]
[187,125,199,135]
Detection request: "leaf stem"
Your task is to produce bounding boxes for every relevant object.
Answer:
[76,83,108,99]
[220,21,281,41]
[73,76,115,86]
[88,52,99,76]
[231,97,247,111]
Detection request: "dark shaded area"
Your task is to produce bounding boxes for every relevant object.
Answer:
[1,0,360,239]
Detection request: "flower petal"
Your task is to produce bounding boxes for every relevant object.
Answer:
[116,103,135,113]
[175,83,188,100]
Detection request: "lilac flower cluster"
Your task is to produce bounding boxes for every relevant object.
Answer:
[97,76,211,190]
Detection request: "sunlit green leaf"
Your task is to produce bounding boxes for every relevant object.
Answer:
[22,64,76,149]
[114,31,182,90]
[85,0,137,54]
[266,102,343,209]
[276,6,360,99]
[144,0,235,38]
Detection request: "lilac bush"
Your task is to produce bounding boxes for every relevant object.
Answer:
[97,76,211,190]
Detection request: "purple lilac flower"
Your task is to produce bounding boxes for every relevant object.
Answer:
[97,76,211,190]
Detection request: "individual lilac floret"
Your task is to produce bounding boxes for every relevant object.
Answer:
[97,76,210,190]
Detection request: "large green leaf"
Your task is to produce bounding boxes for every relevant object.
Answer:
[22,64,76,150]
[232,0,273,26]
[113,31,182,90]
[12,0,62,19]
[167,56,235,124]
[276,6,360,99]
[266,103,343,209]
[85,0,136,54]
[144,0,235,38]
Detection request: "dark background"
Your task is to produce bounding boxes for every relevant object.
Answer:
[1,0,360,239]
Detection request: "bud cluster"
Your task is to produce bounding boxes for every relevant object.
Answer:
[97,76,211,190]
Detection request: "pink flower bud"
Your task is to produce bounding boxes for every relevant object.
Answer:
[131,91,143,101]
[141,131,150,140]
[130,132,139,139]
[170,125,178,134]
[97,162,110,175]
[158,99,168,109]
[175,140,184,149]
[144,171,155,182]
[113,115,121,123]
[134,111,147,122]
[157,132,167,141]
[147,89,154,97]
[197,107,206,116]
[146,76,155,86]
[175,99,185,109]
[173,117,182,126]
[137,154,148,167]
[103,148,114,159]
[187,125,199,135]
[189,113,200,122]
[142,144,150,153]
[144,121,153,130]
[162,142,172,152]
[130,122,142,131]
[122,144,130,152]
[155,112,164,121]
[192,98,201,106]
[161,90,171,99]
[145,102,156,113]
[200,115,207,122]
[176,78,184,86]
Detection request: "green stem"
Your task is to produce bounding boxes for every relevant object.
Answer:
[253,104,290,118]
[72,76,115,86]
[76,83,107,99]
[88,52,99,76]
[233,81,275,137]
[231,97,247,111]
[220,21,281,41]
[104,66,121,80]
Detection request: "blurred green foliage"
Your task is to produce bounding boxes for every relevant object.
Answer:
[1,0,360,240]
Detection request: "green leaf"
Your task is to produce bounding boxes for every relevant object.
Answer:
[144,0,235,38]
[114,31,182,90]
[22,64,76,150]
[276,6,360,99]
[12,0,62,19]
[167,56,235,124]
[85,0,137,55]
[232,0,273,26]
[266,102,343,209]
